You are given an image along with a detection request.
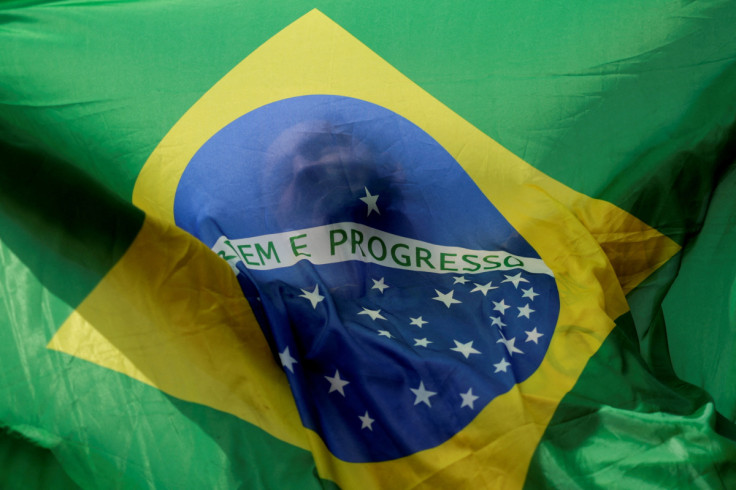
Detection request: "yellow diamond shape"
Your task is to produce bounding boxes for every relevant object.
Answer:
[49,9,679,488]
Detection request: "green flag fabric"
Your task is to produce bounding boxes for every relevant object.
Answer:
[1,1,735,488]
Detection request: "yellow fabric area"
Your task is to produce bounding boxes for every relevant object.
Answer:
[50,10,680,489]
[47,217,307,447]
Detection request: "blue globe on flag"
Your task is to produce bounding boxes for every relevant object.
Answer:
[174,95,560,462]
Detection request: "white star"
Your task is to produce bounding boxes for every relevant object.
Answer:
[377,330,393,338]
[497,335,524,356]
[371,277,389,293]
[450,340,481,359]
[470,281,498,296]
[490,316,506,328]
[279,347,298,373]
[359,411,375,431]
[414,338,432,347]
[502,272,529,289]
[359,187,380,216]
[324,370,350,396]
[460,388,479,409]
[433,289,461,308]
[525,327,544,344]
[517,303,534,319]
[521,287,539,301]
[493,358,511,373]
[492,299,510,315]
[409,316,428,328]
[410,381,437,407]
[299,285,324,309]
[358,307,386,321]
[453,276,469,285]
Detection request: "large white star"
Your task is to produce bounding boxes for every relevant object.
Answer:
[324,370,350,396]
[460,388,479,409]
[517,303,535,319]
[470,281,497,296]
[492,299,510,315]
[453,276,469,285]
[433,289,461,308]
[497,335,524,356]
[521,287,539,301]
[409,316,428,328]
[299,285,324,309]
[490,316,506,328]
[410,381,437,407]
[358,307,386,321]
[525,327,544,344]
[377,330,393,339]
[359,187,380,216]
[371,277,389,293]
[279,346,298,373]
[493,358,511,373]
[502,272,529,289]
[359,411,375,431]
[414,338,432,347]
[450,340,481,359]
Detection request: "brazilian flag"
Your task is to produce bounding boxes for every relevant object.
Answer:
[2,1,736,488]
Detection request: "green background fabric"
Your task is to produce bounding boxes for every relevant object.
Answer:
[0,428,80,489]
[1,0,735,487]
[664,163,736,422]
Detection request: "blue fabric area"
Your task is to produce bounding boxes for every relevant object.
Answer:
[175,95,559,462]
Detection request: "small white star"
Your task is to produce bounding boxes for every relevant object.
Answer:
[433,289,461,308]
[279,347,298,373]
[492,299,510,315]
[470,281,498,296]
[360,187,380,216]
[460,388,479,409]
[525,327,544,344]
[517,304,534,319]
[409,316,428,328]
[410,381,437,407]
[502,272,529,289]
[490,316,506,328]
[324,370,350,396]
[359,411,375,431]
[371,277,389,293]
[414,338,432,347]
[450,340,481,359]
[493,358,511,373]
[377,330,393,338]
[358,307,386,321]
[453,276,469,285]
[299,285,324,309]
[497,335,524,356]
[521,287,539,301]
